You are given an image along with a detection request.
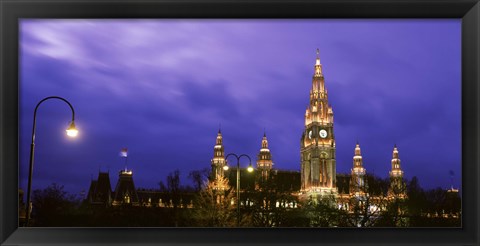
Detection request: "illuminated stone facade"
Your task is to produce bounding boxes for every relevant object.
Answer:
[300,49,336,195]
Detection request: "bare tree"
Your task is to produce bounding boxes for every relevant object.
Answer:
[31,183,81,226]
[377,176,409,227]
[188,168,210,192]
[302,194,340,227]
[340,174,391,227]
[158,169,184,226]
[244,172,299,227]
[191,176,236,227]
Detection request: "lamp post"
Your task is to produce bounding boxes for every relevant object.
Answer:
[25,96,78,226]
[223,153,253,227]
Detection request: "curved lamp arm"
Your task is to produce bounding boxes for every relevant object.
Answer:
[25,96,77,226]
[225,153,252,168]
[31,96,76,143]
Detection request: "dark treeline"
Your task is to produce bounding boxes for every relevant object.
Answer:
[22,171,461,227]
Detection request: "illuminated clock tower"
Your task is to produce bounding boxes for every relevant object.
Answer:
[300,49,337,195]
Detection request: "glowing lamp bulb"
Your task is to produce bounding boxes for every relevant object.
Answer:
[66,121,78,137]
[247,165,254,173]
[223,165,229,171]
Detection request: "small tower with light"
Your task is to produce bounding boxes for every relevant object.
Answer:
[112,148,139,206]
[350,142,367,196]
[256,131,273,181]
[211,127,226,181]
[388,144,406,198]
[112,169,139,206]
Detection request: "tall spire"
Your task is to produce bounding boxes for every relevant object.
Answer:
[261,132,269,149]
[392,144,399,160]
[354,142,362,157]
[305,47,330,127]
[216,129,223,145]
[314,48,323,76]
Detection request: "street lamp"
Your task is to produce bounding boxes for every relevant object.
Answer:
[224,153,253,227]
[25,96,78,226]
[66,121,79,137]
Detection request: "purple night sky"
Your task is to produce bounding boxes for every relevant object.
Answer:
[19,19,461,196]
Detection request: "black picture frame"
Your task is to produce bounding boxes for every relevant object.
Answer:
[1,0,479,245]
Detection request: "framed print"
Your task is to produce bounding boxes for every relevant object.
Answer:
[1,0,479,245]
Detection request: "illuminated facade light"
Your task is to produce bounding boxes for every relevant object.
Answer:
[120,169,133,175]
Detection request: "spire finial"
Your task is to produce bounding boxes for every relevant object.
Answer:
[315,48,321,65]
[264,128,266,137]
[218,123,221,134]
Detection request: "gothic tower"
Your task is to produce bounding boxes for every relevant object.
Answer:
[350,142,367,196]
[300,49,337,195]
[211,128,226,181]
[112,169,139,206]
[388,145,406,198]
[87,171,113,206]
[256,131,273,180]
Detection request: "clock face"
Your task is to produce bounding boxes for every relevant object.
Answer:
[308,130,312,139]
[319,129,327,138]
